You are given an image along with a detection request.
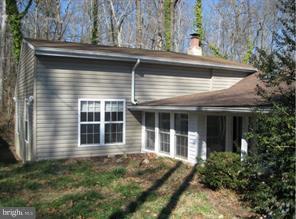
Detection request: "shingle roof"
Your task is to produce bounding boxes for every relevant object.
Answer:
[24,38,256,72]
[137,73,270,108]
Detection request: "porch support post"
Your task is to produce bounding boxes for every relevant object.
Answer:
[241,116,249,160]
[197,114,207,161]
[170,112,175,157]
[141,111,146,152]
[225,115,233,152]
[155,112,160,153]
[188,112,198,163]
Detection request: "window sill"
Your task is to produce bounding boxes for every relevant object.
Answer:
[78,142,125,147]
[175,155,188,161]
[142,148,155,153]
[158,151,170,156]
[142,149,189,162]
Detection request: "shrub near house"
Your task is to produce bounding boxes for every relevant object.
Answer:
[198,152,242,190]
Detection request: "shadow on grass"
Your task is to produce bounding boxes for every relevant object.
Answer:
[157,164,197,219]
[109,161,182,219]
[36,190,104,218]
[0,137,17,164]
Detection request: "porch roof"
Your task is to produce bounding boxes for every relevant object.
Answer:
[128,73,272,113]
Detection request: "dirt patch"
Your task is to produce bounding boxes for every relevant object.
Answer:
[0,137,17,164]
[0,110,18,164]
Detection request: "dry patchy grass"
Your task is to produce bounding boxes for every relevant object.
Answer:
[0,154,254,218]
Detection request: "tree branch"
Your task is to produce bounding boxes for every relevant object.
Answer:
[20,0,33,18]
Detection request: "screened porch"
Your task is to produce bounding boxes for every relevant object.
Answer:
[140,111,250,163]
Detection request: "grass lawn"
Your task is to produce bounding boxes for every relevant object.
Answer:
[0,154,254,219]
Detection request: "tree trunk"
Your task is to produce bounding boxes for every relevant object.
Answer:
[34,2,38,39]
[108,0,118,46]
[55,0,62,40]
[164,0,171,51]
[109,7,117,46]
[91,0,99,44]
[194,0,203,44]
[136,0,142,48]
[155,0,164,50]
[171,0,178,51]
[4,0,32,116]
[0,0,7,108]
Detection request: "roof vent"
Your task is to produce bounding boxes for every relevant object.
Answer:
[187,33,202,56]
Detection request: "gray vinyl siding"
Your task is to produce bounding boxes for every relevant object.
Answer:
[136,64,247,101]
[15,42,36,161]
[211,70,246,91]
[34,55,248,160]
[35,57,141,160]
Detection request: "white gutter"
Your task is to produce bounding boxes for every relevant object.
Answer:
[131,59,140,105]
[26,96,34,105]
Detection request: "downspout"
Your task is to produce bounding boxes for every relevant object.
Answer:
[24,96,34,163]
[131,58,141,105]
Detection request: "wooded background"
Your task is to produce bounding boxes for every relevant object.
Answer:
[0,0,281,121]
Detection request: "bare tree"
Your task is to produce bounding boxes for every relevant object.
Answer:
[140,1,162,50]
[91,0,99,44]
[203,0,280,62]
[2,0,33,115]
[135,0,142,48]
[0,0,7,107]
[107,0,133,46]
[23,0,73,41]
[155,0,165,50]
[170,0,179,51]
[19,0,193,51]
[53,0,62,40]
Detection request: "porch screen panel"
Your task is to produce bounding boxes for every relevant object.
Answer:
[175,113,188,158]
[145,112,155,150]
[207,116,226,156]
[233,116,242,153]
[159,113,170,153]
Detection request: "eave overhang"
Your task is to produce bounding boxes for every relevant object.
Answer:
[24,40,257,73]
[127,105,271,113]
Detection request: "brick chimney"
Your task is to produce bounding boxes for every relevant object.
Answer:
[188,33,202,56]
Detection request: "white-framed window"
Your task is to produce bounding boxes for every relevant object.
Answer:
[104,101,124,144]
[159,113,170,154]
[24,99,29,142]
[145,112,155,150]
[143,112,189,160]
[175,113,188,158]
[79,100,101,145]
[78,99,125,146]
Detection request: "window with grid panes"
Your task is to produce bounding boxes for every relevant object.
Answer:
[159,113,170,153]
[104,101,124,144]
[79,101,101,145]
[145,112,155,150]
[175,113,188,158]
